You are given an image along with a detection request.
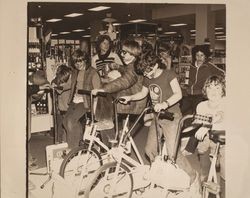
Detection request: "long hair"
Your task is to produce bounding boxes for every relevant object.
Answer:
[71,49,90,70]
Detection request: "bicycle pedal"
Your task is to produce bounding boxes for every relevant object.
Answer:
[203,181,220,194]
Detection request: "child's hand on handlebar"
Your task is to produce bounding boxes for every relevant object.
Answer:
[39,83,51,91]
[195,127,208,141]
[119,96,132,104]
[91,89,105,96]
[154,102,169,112]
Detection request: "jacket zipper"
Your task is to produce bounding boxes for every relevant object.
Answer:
[191,65,200,95]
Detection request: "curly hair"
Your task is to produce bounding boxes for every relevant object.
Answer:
[135,51,163,75]
[191,44,212,64]
[202,75,226,98]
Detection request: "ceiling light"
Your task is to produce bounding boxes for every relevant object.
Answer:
[170,23,187,27]
[87,27,91,30]
[216,35,226,38]
[191,34,196,36]
[164,31,177,35]
[148,33,156,36]
[72,29,85,32]
[215,32,224,35]
[46,18,62,23]
[51,34,58,36]
[64,13,83,17]
[88,6,110,11]
[190,30,196,32]
[129,19,146,23]
[113,23,121,26]
[82,35,91,37]
[60,32,70,34]
[216,38,226,40]
[215,27,224,30]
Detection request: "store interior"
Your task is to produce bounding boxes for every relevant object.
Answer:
[28,2,226,198]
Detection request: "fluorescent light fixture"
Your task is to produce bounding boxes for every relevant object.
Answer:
[72,29,85,32]
[88,6,110,11]
[64,13,83,17]
[148,33,156,36]
[215,27,224,30]
[164,31,177,35]
[170,23,187,27]
[51,34,58,36]
[82,35,91,37]
[216,38,226,40]
[191,34,196,36]
[46,18,62,22]
[216,35,226,38]
[215,32,224,35]
[129,19,146,23]
[113,23,121,26]
[190,30,196,32]
[60,32,70,34]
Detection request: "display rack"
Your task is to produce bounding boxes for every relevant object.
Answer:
[28,26,53,133]
[212,49,226,71]
[176,55,192,87]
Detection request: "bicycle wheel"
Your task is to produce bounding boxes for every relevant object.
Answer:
[84,162,133,198]
[59,146,102,190]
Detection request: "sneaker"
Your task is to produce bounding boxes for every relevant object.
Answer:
[29,157,37,164]
[28,180,36,191]
[29,162,39,171]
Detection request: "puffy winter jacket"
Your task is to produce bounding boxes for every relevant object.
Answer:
[102,62,147,114]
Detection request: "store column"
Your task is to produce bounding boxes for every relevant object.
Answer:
[90,20,103,44]
[195,5,215,49]
[180,28,191,45]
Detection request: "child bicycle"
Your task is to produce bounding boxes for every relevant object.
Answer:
[58,90,130,197]
[83,111,214,198]
[83,103,180,198]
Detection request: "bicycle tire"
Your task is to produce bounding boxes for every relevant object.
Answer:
[59,146,102,182]
[84,162,133,198]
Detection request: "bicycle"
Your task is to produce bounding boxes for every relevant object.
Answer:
[83,104,176,198]
[84,111,214,198]
[59,90,128,197]
[202,130,225,198]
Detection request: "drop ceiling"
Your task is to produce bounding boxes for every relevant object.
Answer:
[28,2,226,40]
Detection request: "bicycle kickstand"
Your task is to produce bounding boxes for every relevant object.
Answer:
[40,173,52,189]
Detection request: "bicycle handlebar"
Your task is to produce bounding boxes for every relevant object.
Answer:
[77,89,108,97]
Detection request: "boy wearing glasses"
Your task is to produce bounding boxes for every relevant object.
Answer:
[120,52,201,196]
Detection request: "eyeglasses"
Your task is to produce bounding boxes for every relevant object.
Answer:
[121,50,133,56]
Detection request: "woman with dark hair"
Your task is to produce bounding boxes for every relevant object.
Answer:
[180,44,225,115]
[62,49,101,149]
[92,34,123,82]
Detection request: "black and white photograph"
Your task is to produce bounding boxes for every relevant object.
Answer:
[1,1,250,198]
[27,2,226,198]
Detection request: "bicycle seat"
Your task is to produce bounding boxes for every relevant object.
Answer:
[209,130,225,145]
[95,120,114,131]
